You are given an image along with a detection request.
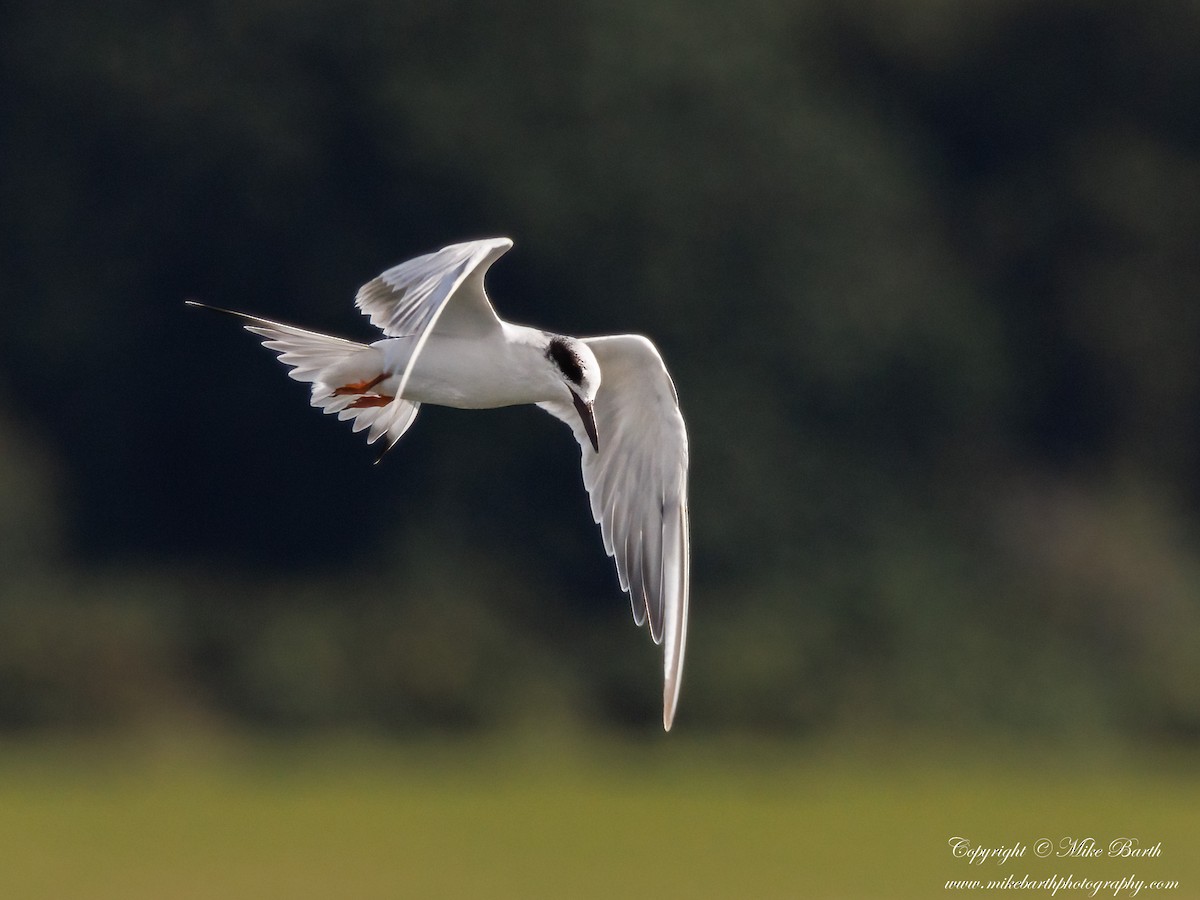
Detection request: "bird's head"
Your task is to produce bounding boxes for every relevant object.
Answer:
[546,336,601,452]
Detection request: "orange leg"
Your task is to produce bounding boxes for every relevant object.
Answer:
[348,394,394,409]
[333,373,388,396]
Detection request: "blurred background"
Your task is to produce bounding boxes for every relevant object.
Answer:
[2,0,1199,896]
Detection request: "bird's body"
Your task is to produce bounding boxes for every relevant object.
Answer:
[369,325,566,409]
[188,237,689,729]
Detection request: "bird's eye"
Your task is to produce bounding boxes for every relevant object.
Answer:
[546,337,585,386]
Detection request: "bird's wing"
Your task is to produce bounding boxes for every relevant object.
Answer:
[185,302,421,448]
[539,334,690,730]
[355,237,512,414]
[356,237,512,338]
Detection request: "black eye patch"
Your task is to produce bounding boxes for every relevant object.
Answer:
[547,337,585,386]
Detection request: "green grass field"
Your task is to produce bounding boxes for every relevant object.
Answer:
[0,733,1194,899]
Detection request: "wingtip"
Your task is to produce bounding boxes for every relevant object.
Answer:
[662,634,684,732]
[373,434,403,465]
[663,688,679,731]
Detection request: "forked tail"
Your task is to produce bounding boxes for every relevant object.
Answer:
[186,300,421,449]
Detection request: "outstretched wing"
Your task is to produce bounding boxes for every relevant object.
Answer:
[539,334,690,730]
[356,238,512,407]
[356,237,511,338]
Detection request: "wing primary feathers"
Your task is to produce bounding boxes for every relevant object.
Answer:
[373,433,404,466]
[538,334,690,730]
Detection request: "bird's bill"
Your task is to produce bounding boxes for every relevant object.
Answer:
[571,390,600,453]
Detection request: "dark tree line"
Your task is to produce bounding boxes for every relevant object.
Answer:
[2,0,1199,736]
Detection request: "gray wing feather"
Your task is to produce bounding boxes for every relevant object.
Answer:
[355,237,512,407]
[539,334,690,730]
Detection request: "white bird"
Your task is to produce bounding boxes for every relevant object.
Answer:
[187,237,690,730]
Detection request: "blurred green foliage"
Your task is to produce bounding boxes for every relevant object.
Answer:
[1,0,1199,737]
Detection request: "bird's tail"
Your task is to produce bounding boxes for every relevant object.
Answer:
[186,301,421,448]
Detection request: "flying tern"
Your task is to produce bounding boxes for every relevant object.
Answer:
[187,237,690,729]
